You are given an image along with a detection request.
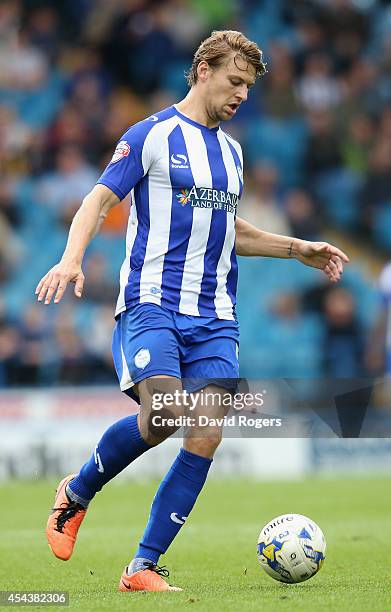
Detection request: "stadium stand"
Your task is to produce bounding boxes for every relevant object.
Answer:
[0,0,390,387]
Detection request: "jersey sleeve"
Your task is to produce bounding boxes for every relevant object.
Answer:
[96,121,155,200]
[223,132,243,196]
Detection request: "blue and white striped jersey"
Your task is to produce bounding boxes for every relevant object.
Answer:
[379,262,391,371]
[97,105,243,320]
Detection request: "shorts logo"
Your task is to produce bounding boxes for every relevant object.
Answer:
[150,286,161,295]
[111,140,130,163]
[134,348,151,369]
[171,153,189,168]
[237,165,243,181]
[148,115,159,121]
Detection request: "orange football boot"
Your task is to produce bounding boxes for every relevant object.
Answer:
[46,474,87,560]
[118,562,182,592]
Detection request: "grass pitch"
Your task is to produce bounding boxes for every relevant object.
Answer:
[1,476,391,611]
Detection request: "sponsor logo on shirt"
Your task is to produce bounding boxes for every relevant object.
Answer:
[110,140,130,163]
[171,153,189,169]
[176,185,238,214]
[177,188,191,206]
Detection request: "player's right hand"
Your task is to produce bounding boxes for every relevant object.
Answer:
[35,260,85,305]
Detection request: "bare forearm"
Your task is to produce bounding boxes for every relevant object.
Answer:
[235,216,301,258]
[235,216,349,282]
[62,196,100,264]
[62,185,119,264]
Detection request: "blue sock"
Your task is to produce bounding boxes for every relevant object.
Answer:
[68,414,150,505]
[135,448,212,564]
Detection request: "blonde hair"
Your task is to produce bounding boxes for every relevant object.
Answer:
[186,30,266,88]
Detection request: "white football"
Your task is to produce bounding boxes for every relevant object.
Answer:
[257,513,326,583]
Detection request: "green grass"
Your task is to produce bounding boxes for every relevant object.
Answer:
[1,477,391,611]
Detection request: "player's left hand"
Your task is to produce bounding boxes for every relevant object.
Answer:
[295,241,349,282]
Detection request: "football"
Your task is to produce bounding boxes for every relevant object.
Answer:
[257,513,326,583]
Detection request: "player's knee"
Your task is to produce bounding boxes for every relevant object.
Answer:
[184,433,223,458]
[139,406,183,446]
[138,376,185,445]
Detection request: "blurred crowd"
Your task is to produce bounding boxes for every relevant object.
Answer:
[0,0,390,387]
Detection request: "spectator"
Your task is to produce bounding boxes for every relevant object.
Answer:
[104,1,178,93]
[294,16,328,74]
[164,0,207,53]
[366,261,391,376]
[0,323,21,387]
[341,112,375,176]
[0,181,21,230]
[325,0,368,74]
[0,212,23,282]
[0,0,21,50]
[0,105,32,173]
[81,304,117,383]
[26,6,60,65]
[263,292,323,377]
[296,53,342,112]
[100,89,147,153]
[338,58,380,122]
[305,110,342,181]
[284,189,320,241]
[366,260,391,413]
[82,253,118,305]
[65,47,112,115]
[48,105,90,151]
[36,145,98,226]
[322,287,364,377]
[54,322,92,385]
[16,304,51,386]
[239,163,290,235]
[377,36,391,105]
[379,105,391,139]
[359,137,391,235]
[263,45,301,119]
[68,74,108,142]
[0,29,48,91]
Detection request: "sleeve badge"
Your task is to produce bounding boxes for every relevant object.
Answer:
[110,140,130,163]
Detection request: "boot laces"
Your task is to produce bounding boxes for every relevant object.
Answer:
[53,501,84,533]
[142,561,170,578]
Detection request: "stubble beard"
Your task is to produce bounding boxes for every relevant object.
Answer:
[207,102,231,125]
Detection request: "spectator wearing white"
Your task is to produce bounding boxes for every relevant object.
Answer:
[0,30,48,91]
[296,53,342,112]
[36,145,99,225]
